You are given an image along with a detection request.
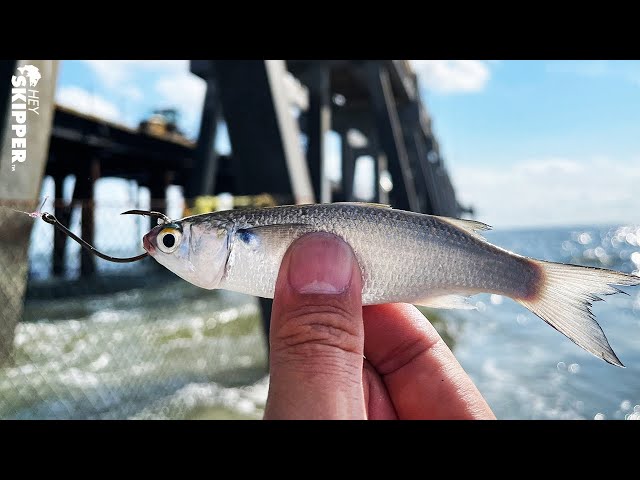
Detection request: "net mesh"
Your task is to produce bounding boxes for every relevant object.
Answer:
[0,195,269,420]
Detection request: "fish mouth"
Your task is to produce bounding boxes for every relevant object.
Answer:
[143,231,157,254]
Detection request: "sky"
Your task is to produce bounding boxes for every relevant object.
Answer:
[54,60,640,229]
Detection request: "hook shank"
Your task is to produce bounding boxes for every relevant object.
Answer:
[41,212,148,263]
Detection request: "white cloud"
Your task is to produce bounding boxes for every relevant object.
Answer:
[79,60,206,138]
[121,85,143,102]
[56,86,123,124]
[451,157,640,228]
[154,73,206,138]
[410,60,491,94]
[83,60,188,88]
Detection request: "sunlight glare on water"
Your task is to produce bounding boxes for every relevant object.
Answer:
[0,282,269,419]
[450,224,640,420]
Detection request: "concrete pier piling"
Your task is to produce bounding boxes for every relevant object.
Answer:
[0,60,58,365]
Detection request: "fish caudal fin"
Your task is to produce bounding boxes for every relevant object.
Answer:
[517,260,640,367]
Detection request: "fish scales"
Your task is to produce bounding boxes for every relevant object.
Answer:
[200,204,539,304]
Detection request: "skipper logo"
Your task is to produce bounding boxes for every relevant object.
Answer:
[10,64,41,172]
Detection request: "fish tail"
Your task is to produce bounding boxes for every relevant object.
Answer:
[516,259,640,367]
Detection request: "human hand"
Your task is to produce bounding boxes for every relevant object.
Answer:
[263,232,496,420]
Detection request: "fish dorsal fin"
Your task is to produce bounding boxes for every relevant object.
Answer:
[415,294,477,310]
[435,216,492,240]
[331,202,392,209]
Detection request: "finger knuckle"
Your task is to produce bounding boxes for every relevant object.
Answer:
[273,302,362,356]
[376,336,442,376]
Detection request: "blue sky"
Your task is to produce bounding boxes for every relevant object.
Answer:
[54,60,640,228]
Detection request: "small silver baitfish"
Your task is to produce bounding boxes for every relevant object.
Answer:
[141,202,639,367]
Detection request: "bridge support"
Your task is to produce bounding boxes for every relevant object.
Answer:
[76,157,100,277]
[364,62,419,212]
[411,130,439,214]
[0,60,59,365]
[306,65,332,204]
[184,74,220,203]
[209,60,314,204]
[148,170,171,230]
[339,132,355,202]
[52,173,71,276]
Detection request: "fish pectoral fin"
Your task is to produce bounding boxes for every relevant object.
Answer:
[414,294,477,310]
[235,224,315,250]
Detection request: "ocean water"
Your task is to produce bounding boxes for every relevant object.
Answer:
[456,225,640,420]
[1,223,640,420]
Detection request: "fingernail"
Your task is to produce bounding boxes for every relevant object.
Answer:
[288,233,354,295]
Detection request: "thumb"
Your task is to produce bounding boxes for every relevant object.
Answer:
[263,232,365,419]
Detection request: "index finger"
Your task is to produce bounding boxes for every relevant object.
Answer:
[363,303,495,419]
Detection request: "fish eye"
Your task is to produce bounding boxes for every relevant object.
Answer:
[157,227,182,254]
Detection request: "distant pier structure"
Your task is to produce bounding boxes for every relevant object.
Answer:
[32,60,463,279]
[1,59,465,361]
[188,60,459,216]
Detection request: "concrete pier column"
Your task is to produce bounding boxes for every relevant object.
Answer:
[0,60,58,365]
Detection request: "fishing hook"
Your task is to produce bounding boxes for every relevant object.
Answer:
[120,209,172,224]
[41,212,149,263]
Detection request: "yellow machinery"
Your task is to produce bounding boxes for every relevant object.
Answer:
[139,109,184,139]
[183,194,278,217]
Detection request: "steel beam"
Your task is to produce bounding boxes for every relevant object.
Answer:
[184,78,220,202]
[306,65,332,203]
[340,133,355,202]
[52,174,71,276]
[363,62,419,212]
[213,60,314,204]
[412,131,439,214]
[75,157,100,277]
